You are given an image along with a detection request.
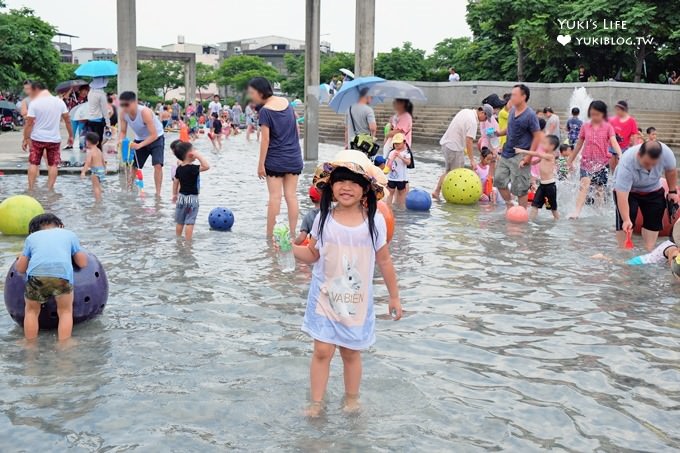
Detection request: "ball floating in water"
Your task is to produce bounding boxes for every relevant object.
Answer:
[405,189,432,211]
[377,201,395,243]
[4,253,108,329]
[208,207,234,231]
[441,169,482,205]
[0,195,45,236]
[506,206,529,223]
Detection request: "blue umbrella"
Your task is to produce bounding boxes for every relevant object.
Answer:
[367,80,427,102]
[75,60,118,77]
[328,76,385,113]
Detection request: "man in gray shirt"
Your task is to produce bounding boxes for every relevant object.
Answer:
[345,87,377,149]
[613,140,678,251]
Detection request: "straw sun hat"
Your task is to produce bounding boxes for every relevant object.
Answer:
[313,150,387,201]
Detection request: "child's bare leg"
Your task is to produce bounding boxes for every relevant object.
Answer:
[91,176,102,201]
[398,188,408,208]
[529,207,538,220]
[184,225,195,241]
[569,177,591,219]
[307,340,336,416]
[552,209,560,220]
[385,191,394,206]
[176,224,184,237]
[339,347,362,413]
[24,299,41,340]
[55,292,74,341]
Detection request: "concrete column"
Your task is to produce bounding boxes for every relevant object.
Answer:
[184,55,196,108]
[303,0,320,161]
[354,0,375,77]
[116,0,137,94]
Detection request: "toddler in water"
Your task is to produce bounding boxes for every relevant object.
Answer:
[80,132,106,201]
[15,214,88,341]
[171,140,210,241]
[515,134,561,220]
[558,144,571,180]
[646,126,657,142]
[293,150,401,417]
[476,147,499,203]
[384,133,413,208]
[566,107,582,148]
[295,186,321,245]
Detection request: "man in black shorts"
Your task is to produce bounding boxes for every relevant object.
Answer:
[118,91,166,197]
[614,140,678,251]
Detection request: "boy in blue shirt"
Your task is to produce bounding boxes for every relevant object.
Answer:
[15,214,88,341]
[566,107,583,148]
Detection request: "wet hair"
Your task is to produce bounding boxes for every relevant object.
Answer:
[545,134,560,151]
[30,81,46,91]
[538,118,546,130]
[317,167,378,249]
[119,91,136,102]
[571,107,580,116]
[646,126,656,134]
[559,144,570,153]
[639,140,662,159]
[85,132,100,145]
[28,213,64,234]
[543,107,553,114]
[480,147,492,159]
[170,139,192,161]
[247,77,273,100]
[513,84,530,102]
[587,100,608,119]
[395,98,413,115]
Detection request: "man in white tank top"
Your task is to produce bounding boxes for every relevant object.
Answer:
[118,91,165,197]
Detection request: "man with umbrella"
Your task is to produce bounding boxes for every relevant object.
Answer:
[22,81,74,190]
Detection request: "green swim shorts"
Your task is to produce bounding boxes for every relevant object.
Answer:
[24,276,73,303]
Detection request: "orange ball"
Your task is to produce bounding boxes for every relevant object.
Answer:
[377,201,395,243]
[506,205,529,223]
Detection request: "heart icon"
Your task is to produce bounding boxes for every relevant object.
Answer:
[557,34,571,46]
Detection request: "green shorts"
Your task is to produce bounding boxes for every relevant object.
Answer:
[24,276,73,304]
[494,154,531,196]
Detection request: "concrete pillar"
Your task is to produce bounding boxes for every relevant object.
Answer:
[184,55,196,107]
[354,0,375,77]
[303,0,320,161]
[116,0,137,94]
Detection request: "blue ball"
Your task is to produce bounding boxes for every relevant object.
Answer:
[405,188,432,211]
[208,207,234,231]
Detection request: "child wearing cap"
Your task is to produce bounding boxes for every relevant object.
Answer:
[293,149,402,417]
[373,155,386,171]
[295,186,321,245]
[384,133,412,208]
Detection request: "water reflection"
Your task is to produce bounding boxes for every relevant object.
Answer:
[0,136,678,450]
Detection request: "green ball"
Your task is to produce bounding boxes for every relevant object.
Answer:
[441,168,483,205]
[0,195,45,236]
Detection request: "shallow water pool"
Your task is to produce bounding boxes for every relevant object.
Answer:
[0,135,678,452]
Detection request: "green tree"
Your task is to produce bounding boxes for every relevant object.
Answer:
[320,52,354,82]
[427,37,476,81]
[216,55,280,93]
[0,4,60,90]
[195,62,215,100]
[56,63,78,83]
[374,42,427,80]
[280,54,304,98]
[138,60,183,100]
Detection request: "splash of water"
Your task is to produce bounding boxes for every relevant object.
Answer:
[567,87,593,122]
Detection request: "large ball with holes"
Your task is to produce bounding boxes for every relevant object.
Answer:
[208,207,235,231]
[4,253,108,329]
[441,168,482,205]
[0,195,45,236]
[405,188,432,211]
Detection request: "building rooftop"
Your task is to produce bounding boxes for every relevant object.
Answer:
[217,35,305,45]
[74,47,109,51]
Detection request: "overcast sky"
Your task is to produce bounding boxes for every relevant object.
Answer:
[9,0,471,54]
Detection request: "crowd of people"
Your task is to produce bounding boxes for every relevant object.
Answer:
[12,74,679,418]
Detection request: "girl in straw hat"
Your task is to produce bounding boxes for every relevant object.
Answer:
[293,150,402,417]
